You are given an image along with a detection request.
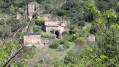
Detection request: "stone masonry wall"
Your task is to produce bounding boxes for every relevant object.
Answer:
[24,35,41,45]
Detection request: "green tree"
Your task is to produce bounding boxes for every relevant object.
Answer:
[10,5,15,14]
[33,25,39,32]
[35,17,45,26]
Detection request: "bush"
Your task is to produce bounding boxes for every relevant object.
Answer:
[90,25,97,34]
[11,24,21,32]
[19,9,24,15]
[83,24,91,33]
[0,31,3,37]
[71,33,79,41]
[72,27,79,34]
[62,31,69,35]
[49,40,59,49]
[76,37,86,43]
[17,32,23,38]
[69,25,75,30]
[41,32,49,38]
[78,21,85,26]
[41,32,55,39]
[63,43,70,49]
[63,10,69,16]
[49,34,56,39]
[63,34,72,41]
[59,39,67,44]
[0,19,5,25]
[33,25,39,32]
[57,45,65,52]
[35,17,45,26]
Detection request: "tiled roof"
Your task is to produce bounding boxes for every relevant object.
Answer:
[46,25,59,27]
[24,33,40,35]
[45,21,57,25]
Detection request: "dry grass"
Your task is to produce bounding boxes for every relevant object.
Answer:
[27,43,75,67]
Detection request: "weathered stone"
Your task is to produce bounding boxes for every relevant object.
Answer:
[24,33,41,46]
[87,34,95,42]
[26,2,39,20]
[44,14,70,39]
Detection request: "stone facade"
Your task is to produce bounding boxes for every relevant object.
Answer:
[87,34,95,42]
[24,33,41,46]
[16,13,21,20]
[44,14,70,38]
[26,2,39,20]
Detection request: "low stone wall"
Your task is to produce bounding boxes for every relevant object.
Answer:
[41,38,54,45]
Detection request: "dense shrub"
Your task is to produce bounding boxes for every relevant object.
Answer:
[33,25,39,32]
[18,9,24,15]
[11,24,21,32]
[63,34,72,41]
[41,32,56,39]
[35,17,45,26]
[0,31,3,37]
[59,39,67,44]
[72,27,79,34]
[76,37,86,43]
[49,34,56,39]
[57,45,65,51]
[0,19,5,25]
[62,31,69,35]
[60,39,70,48]
[41,32,49,38]
[71,34,79,41]
[49,40,59,49]
[17,32,23,38]
[63,43,70,49]
[90,25,97,34]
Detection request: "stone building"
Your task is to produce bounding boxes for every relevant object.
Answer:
[44,14,70,39]
[26,2,39,20]
[16,13,21,20]
[24,33,41,46]
[87,34,95,42]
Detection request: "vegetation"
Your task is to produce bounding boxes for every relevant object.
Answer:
[35,17,45,26]
[33,25,39,32]
[1,0,119,67]
[41,31,56,39]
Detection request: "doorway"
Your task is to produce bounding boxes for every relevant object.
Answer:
[55,31,60,39]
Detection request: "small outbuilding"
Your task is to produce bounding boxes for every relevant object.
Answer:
[24,33,41,46]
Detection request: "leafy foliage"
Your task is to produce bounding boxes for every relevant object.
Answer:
[76,37,86,43]
[33,25,39,32]
[35,17,45,26]
[49,39,59,49]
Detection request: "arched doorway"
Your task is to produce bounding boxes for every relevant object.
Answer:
[55,31,60,39]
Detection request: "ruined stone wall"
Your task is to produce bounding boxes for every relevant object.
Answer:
[43,14,52,21]
[24,35,41,45]
[44,14,70,39]
[46,26,61,34]
[41,38,54,45]
[27,2,39,20]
